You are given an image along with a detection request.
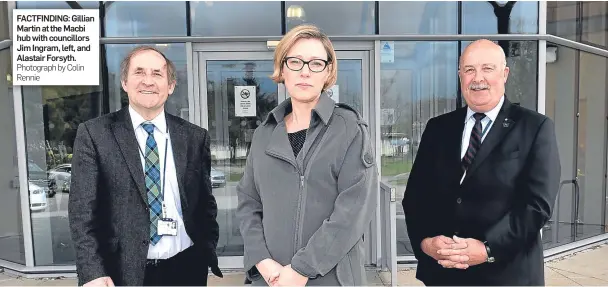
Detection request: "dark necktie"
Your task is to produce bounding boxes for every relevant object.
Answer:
[462,113,486,172]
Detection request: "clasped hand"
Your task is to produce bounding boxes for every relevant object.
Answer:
[421,235,488,269]
[256,259,308,286]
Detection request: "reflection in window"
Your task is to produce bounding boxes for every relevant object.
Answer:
[105,44,189,120]
[190,1,281,36]
[460,40,538,110]
[576,51,607,241]
[379,1,457,34]
[547,1,577,41]
[544,44,578,249]
[0,48,25,265]
[21,83,103,266]
[380,41,459,256]
[462,1,539,34]
[0,2,9,40]
[104,1,187,37]
[285,1,375,35]
[582,2,608,47]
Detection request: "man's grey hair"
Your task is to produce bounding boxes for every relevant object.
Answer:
[120,45,177,85]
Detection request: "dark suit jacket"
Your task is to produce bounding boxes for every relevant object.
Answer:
[403,98,560,286]
[69,107,222,286]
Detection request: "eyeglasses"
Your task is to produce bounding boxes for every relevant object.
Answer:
[284,57,329,73]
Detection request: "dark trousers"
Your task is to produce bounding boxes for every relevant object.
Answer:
[143,246,209,286]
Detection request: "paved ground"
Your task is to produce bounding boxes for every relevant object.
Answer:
[1,243,608,286]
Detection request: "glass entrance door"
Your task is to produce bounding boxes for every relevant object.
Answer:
[198,51,283,267]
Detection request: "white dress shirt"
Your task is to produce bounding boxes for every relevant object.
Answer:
[129,106,193,259]
[460,96,505,184]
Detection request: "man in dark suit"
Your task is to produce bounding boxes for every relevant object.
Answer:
[403,39,560,286]
[69,45,222,286]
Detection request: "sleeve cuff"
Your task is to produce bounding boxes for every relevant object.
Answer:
[290,257,318,279]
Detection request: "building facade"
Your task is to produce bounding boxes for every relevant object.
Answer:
[0,0,607,275]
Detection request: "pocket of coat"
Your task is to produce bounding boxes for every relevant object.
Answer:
[336,241,365,286]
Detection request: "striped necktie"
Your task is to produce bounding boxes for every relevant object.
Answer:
[462,113,486,172]
[142,122,163,245]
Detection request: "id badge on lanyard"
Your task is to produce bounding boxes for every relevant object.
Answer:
[158,203,178,236]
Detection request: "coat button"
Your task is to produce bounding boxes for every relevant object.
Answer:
[364,153,373,164]
[456,198,462,204]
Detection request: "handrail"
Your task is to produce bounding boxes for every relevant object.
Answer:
[552,178,581,244]
[379,181,397,286]
[0,39,11,51]
[380,181,396,202]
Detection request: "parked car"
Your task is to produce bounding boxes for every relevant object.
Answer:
[27,162,56,198]
[210,167,226,188]
[49,163,71,193]
[29,182,48,212]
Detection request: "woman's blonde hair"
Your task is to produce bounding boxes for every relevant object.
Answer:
[270,24,337,91]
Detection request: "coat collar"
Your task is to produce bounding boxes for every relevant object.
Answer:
[263,91,336,126]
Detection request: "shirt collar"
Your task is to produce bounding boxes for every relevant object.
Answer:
[465,95,504,123]
[129,105,168,135]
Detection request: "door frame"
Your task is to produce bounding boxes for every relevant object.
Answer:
[191,41,378,269]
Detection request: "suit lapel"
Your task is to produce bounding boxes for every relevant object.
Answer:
[463,99,516,181]
[166,114,190,212]
[111,108,147,202]
[445,108,468,182]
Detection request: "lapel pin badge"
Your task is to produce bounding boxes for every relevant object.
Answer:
[503,118,510,127]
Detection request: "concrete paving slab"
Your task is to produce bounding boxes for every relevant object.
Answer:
[396,268,423,286]
[1,243,607,286]
[547,268,608,285]
[547,244,608,281]
[208,272,250,286]
[545,267,581,286]
[0,273,12,283]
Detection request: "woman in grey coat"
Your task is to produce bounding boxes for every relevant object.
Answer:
[236,24,378,286]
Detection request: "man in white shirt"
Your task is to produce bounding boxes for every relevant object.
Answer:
[69,45,222,286]
[403,39,560,285]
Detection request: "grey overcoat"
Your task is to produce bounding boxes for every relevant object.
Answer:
[237,92,378,286]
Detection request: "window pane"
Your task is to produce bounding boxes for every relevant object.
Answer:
[462,1,538,34]
[285,1,375,35]
[22,83,103,265]
[544,44,578,249]
[379,1,457,34]
[460,40,538,110]
[582,2,608,47]
[576,51,607,241]
[0,2,9,40]
[105,1,186,37]
[381,41,459,256]
[106,44,189,120]
[547,1,577,41]
[0,48,25,265]
[190,1,281,36]
[17,1,99,9]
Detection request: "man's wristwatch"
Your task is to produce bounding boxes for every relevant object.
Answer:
[483,241,495,263]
